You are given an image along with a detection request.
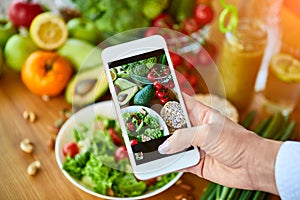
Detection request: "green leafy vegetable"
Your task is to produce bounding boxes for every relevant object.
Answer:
[62,115,178,197]
[114,174,147,197]
[63,151,90,179]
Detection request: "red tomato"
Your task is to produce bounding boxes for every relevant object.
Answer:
[197,42,217,66]
[181,17,199,35]
[156,90,168,98]
[114,146,129,163]
[144,27,159,37]
[170,52,183,67]
[188,74,199,87]
[153,81,163,90]
[147,68,158,82]
[127,121,136,132]
[108,128,122,146]
[159,97,169,105]
[130,139,138,146]
[145,178,157,186]
[152,13,174,28]
[194,4,214,27]
[63,142,79,158]
[8,0,44,27]
[167,81,175,89]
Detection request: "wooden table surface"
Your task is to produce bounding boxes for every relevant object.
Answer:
[1,64,299,200]
[1,0,300,196]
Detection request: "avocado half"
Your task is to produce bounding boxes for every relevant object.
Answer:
[65,67,108,107]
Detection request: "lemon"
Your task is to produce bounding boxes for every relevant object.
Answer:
[30,12,68,50]
[270,53,300,83]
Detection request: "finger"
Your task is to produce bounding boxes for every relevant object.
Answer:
[182,93,211,126]
[158,125,209,154]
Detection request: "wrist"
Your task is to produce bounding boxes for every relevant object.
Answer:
[248,134,282,194]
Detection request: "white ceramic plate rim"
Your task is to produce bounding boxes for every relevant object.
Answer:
[55,100,182,200]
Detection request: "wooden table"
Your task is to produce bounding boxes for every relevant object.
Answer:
[1,64,299,200]
[1,0,300,196]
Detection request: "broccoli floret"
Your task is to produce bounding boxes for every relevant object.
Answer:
[144,114,160,129]
[144,128,163,139]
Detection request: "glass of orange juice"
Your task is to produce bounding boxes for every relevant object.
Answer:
[216,19,267,111]
[263,54,300,115]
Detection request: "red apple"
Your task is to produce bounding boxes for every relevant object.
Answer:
[8,0,44,27]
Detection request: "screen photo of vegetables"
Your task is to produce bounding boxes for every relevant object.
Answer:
[109,49,189,164]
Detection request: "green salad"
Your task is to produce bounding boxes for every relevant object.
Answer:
[62,115,177,197]
[123,108,164,142]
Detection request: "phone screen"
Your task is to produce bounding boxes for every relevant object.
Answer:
[108,49,192,165]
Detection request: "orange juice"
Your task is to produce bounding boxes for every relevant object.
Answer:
[280,5,300,60]
[217,19,267,110]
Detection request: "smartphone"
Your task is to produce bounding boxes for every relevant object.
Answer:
[102,35,200,180]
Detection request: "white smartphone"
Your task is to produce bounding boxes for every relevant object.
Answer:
[101,35,200,180]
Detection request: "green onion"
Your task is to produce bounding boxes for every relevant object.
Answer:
[241,111,256,129]
[201,182,217,200]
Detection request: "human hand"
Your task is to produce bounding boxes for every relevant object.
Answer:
[158,94,282,194]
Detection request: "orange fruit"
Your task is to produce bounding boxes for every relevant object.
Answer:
[21,51,73,96]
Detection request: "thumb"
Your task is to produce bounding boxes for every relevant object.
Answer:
[158,125,209,154]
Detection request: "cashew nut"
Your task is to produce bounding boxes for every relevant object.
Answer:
[27,160,41,176]
[22,110,37,123]
[28,112,36,123]
[23,111,30,120]
[20,138,34,153]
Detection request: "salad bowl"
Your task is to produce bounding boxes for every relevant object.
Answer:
[55,100,182,199]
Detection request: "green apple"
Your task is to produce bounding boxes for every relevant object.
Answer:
[57,38,102,71]
[0,19,17,48]
[67,18,102,45]
[0,47,3,76]
[4,34,38,71]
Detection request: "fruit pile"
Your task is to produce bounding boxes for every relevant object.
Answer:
[0,0,216,106]
[1,0,106,101]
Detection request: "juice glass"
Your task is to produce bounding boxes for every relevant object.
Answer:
[263,54,300,114]
[217,19,267,111]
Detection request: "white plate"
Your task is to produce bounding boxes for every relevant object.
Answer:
[55,100,182,199]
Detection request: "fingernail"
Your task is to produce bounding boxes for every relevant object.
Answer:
[158,141,170,154]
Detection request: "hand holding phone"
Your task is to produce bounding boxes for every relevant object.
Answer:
[102,35,200,180]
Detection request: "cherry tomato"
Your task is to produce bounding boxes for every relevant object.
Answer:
[114,146,129,163]
[144,27,159,37]
[63,142,79,158]
[145,178,157,186]
[162,67,170,76]
[156,90,168,98]
[188,74,199,87]
[197,42,217,66]
[152,13,174,28]
[127,121,136,132]
[153,81,163,90]
[170,52,182,67]
[108,128,122,146]
[194,4,214,27]
[167,81,175,89]
[130,139,138,146]
[147,69,158,82]
[159,97,169,105]
[8,0,44,27]
[181,17,199,35]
